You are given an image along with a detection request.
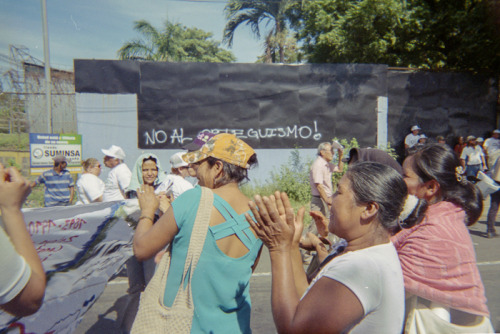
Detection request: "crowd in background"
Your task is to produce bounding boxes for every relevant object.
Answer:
[1,127,499,333]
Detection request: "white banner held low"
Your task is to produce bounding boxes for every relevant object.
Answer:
[0,200,140,334]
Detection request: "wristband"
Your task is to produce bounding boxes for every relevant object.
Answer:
[139,216,154,223]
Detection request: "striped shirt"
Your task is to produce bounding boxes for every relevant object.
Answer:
[37,169,74,207]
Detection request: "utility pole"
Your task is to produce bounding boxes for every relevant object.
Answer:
[41,0,52,133]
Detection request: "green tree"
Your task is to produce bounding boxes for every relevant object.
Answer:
[118,19,235,63]
[223,0,295,63]
[403,0,500,72]
[293,0,500,73]
[294,0,420,65]
[256,34,302,63]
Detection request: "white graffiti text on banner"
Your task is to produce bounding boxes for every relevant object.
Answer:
[143,120,322,145]
[205,120,322,141]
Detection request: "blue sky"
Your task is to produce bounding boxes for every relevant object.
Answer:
[0,0,263,73]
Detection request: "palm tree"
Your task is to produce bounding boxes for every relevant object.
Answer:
[118,19,235,63]
[118,20,167,61]
[223,0,293,63]
[258,33,301,64]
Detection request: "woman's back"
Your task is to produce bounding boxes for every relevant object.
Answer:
[392,201,489,317]
[211,185,257,258]
[76,173,104,204]
[165,187,262,333]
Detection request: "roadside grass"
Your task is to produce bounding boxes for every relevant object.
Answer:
[0,133,29,150]
[0,133,42,207]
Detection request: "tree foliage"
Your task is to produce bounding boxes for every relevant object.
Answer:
[223,0,296,63]
[256,33,303,63]
[118,20,235,63]
[291,0,500,73]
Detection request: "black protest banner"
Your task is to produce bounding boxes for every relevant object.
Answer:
[75,60,386,149]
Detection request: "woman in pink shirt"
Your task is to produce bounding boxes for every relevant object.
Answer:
[392,144,492,330]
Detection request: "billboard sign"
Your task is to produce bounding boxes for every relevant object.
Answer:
[30,133,83,175]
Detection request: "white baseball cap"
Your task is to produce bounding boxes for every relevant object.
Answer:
[101,145,126,160]
[411,125,421,131]
[170,152,189,169]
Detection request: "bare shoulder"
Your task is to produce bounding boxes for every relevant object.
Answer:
[213,188,250,215]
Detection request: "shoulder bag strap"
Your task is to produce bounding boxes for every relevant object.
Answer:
[173,187,213,300]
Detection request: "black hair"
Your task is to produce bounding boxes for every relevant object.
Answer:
[408,143,482,226]
[142,156,158,171]
[347,148,359,164]
[346,162,427,231]
[205,153,258,186]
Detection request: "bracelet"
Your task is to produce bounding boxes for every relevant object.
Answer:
[139,216,154,223]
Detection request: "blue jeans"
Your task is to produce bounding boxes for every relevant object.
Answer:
[465,164,481,179]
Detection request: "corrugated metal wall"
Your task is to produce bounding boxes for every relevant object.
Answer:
[24,63,76,134]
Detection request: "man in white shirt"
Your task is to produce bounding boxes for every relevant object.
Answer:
[484,130,500,238]
[156,151,194,200]
[405,125,421,148]
[101,145,132,202]
[404,125,421,155]
[484,129,500,169]
[460,136,486,181]
[309,142,344,219]
[305,142,343,271]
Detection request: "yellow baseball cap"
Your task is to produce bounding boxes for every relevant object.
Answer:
[183,133,255,169]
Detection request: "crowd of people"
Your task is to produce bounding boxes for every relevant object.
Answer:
[1,127,499,333]
[405,125,497,183]
[405,126,500,238]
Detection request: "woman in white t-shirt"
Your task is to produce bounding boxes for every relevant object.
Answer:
[460,136,486,181]
[75,158,104,204]
[247,162,427,334]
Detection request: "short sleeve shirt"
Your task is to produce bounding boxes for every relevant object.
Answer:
[155,174,193,199]
[103,163,132,202]
[484,137,500,155]
[405,133,420,148]
[309,156,339,198]
[0,227,31,304]
[37,169,75,207]
[304,243,405,333]
[76,173,105,204]
[460,146,484,165]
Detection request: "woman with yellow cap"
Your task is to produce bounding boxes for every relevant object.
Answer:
[132,133,261,333]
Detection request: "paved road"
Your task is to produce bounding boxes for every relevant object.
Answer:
[75,202,500,333]
[74,248,275,334]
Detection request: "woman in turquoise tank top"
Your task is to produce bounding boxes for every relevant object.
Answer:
[133,133,262,333]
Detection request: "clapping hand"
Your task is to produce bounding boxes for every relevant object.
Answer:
[309,211,330,238]
[245,191,305,252]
